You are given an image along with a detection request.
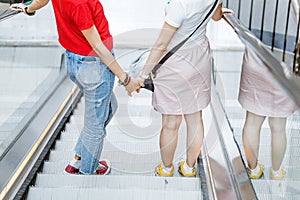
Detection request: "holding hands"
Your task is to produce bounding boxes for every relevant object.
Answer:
[119,73,144,96]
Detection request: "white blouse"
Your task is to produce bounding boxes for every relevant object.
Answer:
[165,0,223,49]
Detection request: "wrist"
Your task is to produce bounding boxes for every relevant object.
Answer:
[119,73,127,83]
[24,6,35,16]
[118,72,131,86]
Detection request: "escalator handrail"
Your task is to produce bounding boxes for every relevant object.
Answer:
[0,8,20,22]
[223,13,300,108]
[0,83,81,200]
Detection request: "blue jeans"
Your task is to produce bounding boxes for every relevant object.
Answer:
[66,50,117,174]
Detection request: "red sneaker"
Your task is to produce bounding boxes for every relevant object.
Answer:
[96,159,111,175]
[64,164,80,174]
[64,159,111,175]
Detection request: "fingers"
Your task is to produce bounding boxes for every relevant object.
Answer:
[222,8,234,14]
[124,77,144,96]
[136,76,146,87]
[137,78,145,87]
[10,3,25,12]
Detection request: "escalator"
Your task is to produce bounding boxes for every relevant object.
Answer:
[26,93,203,199]
[0,1,299,200]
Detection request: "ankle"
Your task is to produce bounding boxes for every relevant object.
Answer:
[183,161,195,174]
[161,164,173,173]
[74,154,81,160]
[70,157,81,169]
[249,163,261,175]
[271,167,281,175]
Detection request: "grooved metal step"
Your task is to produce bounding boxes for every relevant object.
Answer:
[256,193,300,200]
[53,140,159,153]
[41,160,199,177]
[27,188,202,200]
[252,179,300,194]
[42,160,159,175]
[33,174,200,190]
[48,150,161,165]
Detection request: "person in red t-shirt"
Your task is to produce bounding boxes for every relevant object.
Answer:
[11,0,143,175]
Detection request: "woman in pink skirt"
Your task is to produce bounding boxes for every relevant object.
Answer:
[239,48,298,179]
[138,0,226,177]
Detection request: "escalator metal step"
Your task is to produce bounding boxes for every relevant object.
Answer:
[251,167,300,180]
[256,193,300,200]
[42,161,159,175]
[252,179,300,194]
[45,150,193,176]
[48,150,161,164]
[53,140,158,153]
[27,188,202,200]
[33,174,200,190]
[27,94,202,199]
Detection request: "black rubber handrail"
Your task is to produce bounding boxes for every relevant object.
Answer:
[0,0,33,22]
[0,8,20,22]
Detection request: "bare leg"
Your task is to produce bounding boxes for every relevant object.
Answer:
[268,117,287,171]
[242,111,266,169]
[184,111,204,167]
[160,114,182,168]
[74,154,81,160]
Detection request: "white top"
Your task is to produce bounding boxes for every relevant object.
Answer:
[165,0,223,49]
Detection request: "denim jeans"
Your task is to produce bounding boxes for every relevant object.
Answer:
[66,50,117,174]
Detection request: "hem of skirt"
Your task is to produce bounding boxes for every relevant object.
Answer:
[238,100,296,118]
[153,101,210,115]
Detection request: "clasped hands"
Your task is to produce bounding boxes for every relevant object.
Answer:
[121,74,146,96]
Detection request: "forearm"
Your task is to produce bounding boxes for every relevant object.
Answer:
[82,26,126,80]
[212,3,223,21]
[140,42,167,77]
[27,0,49,12]
[82,27,143,93]
[82,26,143,94]
[93,43,126,80]
[140,22,177,78]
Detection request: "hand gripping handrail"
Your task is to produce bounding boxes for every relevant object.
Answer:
[0,0,33,22]
[223,13,300,108]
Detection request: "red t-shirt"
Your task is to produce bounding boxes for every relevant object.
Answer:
[51,0,113,56]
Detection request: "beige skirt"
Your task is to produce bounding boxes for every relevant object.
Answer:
[152,38,211,115]
[238,49,297,117]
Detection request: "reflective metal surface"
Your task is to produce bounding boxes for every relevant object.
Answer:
[223,13,300,108]
[220,12,300,200]
[0,2,9,14]
[203,81,256,200]
[0,46,65,159]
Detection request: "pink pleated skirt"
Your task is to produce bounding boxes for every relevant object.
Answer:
[152,38,211,115]
[238,49,297,117]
